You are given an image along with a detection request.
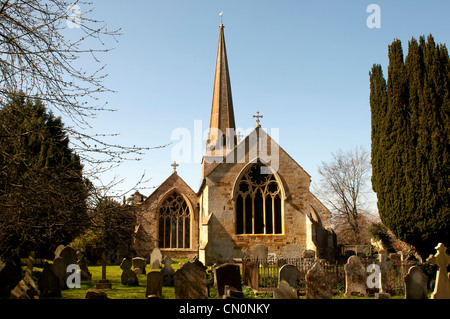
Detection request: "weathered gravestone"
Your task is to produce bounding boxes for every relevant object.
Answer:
[10,254,39,299]
[150,247,162,269]
[215,263,242,296]
[76,251,92,281]
[305,261,332,299]
[146,271,163,298]
[51,257,67,289]
[85,289,108,299]
[174,261,208,299]
[96,252,112,290]
[160,256,175,286]
[274,280,298,299]
[278,264,300,289]
[404,266,428,299]
[120,258,139,286]
[344,255,368,297]
[38,262,61,297]
[132,257,147,275]
[243,261,259,290]
[58,246,77,267]
[0,257,22,297]
[223,285,244,299]
[375,250,391,299]
[252,244,268,261]
[426,243,450,299]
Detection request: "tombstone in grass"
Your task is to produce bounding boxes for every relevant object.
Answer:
[274,280,298,299]
[375,249,391,299]
[96,252,112,290]
[0,256,22,297]
[132,257,147,275]
[160,256,175,286]
[404,266,428,299]
[85,289,108,299]
[145,271,163,298]
[51,257,67,289]
[305,260,332,299]
[426,243,450,299]
[10,253,39,299]
[54,245,65,259]
[243,261,259,290]
[38,262,61,297]
[120,258,139,286]
[215,263,242,297]
[223,285,244,299]
[279,264,300,289]
[174,261,208,299]
[76,251,92,281]
[150,247,162,269]
[252,244,268,262]
[58,246,77,267]
[344,255,368,297]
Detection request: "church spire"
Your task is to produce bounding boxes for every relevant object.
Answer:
[206,23,236,154]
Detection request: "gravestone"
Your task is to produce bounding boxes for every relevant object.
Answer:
[38,262,61,297]
[252,244,268,261]
[278,264,300,288]
[375,250,391,299]
[96,252,112,290]
[54,245,65,259]
[404,266,428,299]
[150,247,162,269]
[344,255,368,297]
[85,289,108,299]
[58,246,77,267]
[174,261,208,299]
[0,257,22,297]
[160,256,175,286]
[305,261,332,299]
[274,280,298,299]
[120,258,139,286]
[132,257,147,275]
[76,251,92,281]
[51,257,67,289]
[243,261,259,290]
[426,243,450,299]
[145,271,163,298]
[223,285,244,299]
[10,254,39,299]
[215,263,242,296]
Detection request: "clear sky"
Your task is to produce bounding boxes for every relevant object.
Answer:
[71,0,450,201]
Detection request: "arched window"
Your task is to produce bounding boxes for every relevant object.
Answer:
[158,191,191,249]
[235,164,283,234]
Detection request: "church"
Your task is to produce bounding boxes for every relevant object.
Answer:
[132,24,336,265]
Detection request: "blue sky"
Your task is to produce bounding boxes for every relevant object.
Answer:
[71,1,450,200]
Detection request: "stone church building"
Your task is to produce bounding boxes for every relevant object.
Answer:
[132,24,336,265]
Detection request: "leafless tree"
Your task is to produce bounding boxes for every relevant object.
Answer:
[314,146,378,244]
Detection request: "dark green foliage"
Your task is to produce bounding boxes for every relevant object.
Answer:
[370,35,450,258]
[0,95,90,259]
[368,223,395,253]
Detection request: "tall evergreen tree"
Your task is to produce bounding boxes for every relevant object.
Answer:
[0,95,90,259]
[370,35,450,258]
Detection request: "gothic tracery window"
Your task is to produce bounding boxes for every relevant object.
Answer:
[235,164,283,235]
[158,192,191,249]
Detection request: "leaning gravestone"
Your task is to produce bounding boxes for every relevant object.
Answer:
[0,257,22,297]
[58,246,77,267]
[279,264,300,288]
[252,244,268,261]
[305,261,332,299]
[174,261,208,299]
[132,257,147,275]
[145,271,163,298]
[150,247,162,269]
[274,280,298,299]
[344,255,368,297]
[160,256,175,286]
[38,262,61,297]
[120,258,139,286]
[426,243,450,299]
[215,263,242,296]
[404,266,428,299]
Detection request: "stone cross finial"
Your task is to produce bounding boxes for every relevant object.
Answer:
[426,243,450,299]
[253,111,263,127]
[171,161,179,172]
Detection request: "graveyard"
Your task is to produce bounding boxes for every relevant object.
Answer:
[1,243,448,300]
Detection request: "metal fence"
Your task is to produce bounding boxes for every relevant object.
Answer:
[242,257,415,295]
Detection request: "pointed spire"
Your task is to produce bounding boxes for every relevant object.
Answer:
[207,24,236,154]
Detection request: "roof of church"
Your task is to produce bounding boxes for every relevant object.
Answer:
[207,24,236,144]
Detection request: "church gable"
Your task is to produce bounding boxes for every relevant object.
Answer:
[134,172,199,260]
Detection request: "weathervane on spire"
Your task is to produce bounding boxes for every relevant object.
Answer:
[219,11,223,26]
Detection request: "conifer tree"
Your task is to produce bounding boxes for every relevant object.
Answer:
[370,35,449,258]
